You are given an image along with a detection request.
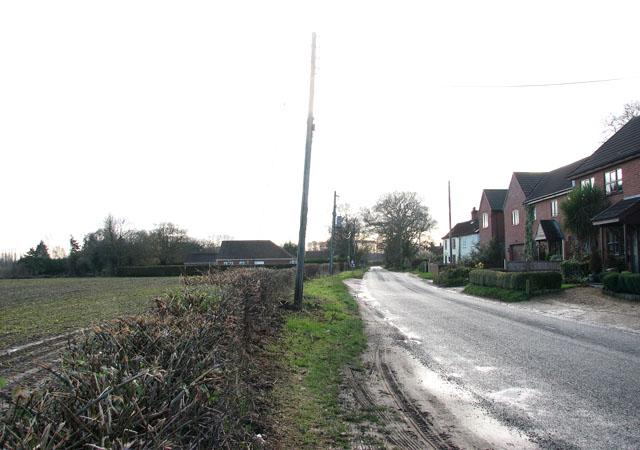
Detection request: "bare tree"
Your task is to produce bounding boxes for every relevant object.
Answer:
[363,192,436,269]
[603,100,640,140]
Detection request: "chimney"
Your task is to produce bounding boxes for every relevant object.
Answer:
[471,207,478,223]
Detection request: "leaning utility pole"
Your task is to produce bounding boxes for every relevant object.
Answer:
[329,191,337,275]
[294,32,317,309]
[448,180,453,265]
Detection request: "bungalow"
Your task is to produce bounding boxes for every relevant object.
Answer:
[442,208,480,264]
[184,252,218,266]
[216,240,296,266]
[568,116,640,272]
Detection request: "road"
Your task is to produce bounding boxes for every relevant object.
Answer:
[346,267,640,450]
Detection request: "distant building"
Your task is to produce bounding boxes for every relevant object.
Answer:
[442,208,480,264]
[184,252,218,266]
[215,240,296,266]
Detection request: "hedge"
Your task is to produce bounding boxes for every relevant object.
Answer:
[469,269,561,292]
[603,273,640,295]
[434,267,472,287]
[560,259,589,283]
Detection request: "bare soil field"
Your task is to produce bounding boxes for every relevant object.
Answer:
[0,277,180,393]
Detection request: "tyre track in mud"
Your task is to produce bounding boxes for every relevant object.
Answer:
[0,330,83,399]
[342,342,458,450]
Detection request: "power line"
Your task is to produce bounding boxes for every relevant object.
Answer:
[449,75,639,88]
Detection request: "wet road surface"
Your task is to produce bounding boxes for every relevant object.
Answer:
[356,267,640,449]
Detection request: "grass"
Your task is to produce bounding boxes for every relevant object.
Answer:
[407,269,436,280]
[272,269,367,448]
[0,277,181,348]
[562,283,580,289]
[464,283,530,302]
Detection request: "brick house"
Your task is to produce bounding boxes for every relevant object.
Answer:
[216,240,296,266]
[477,189,508,247]
[503,172,546,261]
[523,158,587,260]
[442,208,480,264]
[568,116,640,272]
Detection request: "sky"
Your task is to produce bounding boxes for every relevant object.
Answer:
[2,1,640,256]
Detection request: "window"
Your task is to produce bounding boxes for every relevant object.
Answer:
[607,228,623,256]
[581,177,595,188]
[482,213,488,229]
[463,239,467,248]
[551,199,559,217]
[605,169,623,194]
[512,210,519,225]
[452,238,457,250]
[533,207,537,220]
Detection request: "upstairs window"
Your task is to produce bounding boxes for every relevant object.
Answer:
[551,199,559,217]
[452,238,457,250]
[482,213,488,229]
[533,207,537,220]
[512,210,519,226]
[605,169,623,194]
[581,177,595,188]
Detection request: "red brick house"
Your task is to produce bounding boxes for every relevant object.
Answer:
[216,240,296,266]
[504,172,546,261]
[477,189,508,247]
[568,116,640,272]
[523,158,587,260]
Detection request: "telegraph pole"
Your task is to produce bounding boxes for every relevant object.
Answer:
[448,180,453,265]
[329,191,337,275]
[294,33,317,309]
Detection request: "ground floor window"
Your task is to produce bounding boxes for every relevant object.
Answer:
[607,227,623,256]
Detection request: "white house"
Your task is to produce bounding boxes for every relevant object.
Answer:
[442,208,480,264]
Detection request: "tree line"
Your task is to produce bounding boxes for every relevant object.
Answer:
[8,215,230,277]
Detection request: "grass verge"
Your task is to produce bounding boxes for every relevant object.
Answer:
[0,277,181,348]
[272,269,367,448]
[464,283,530,302]
[407,269,436,280]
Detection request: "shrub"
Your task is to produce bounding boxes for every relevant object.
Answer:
[464,284,530,302]
[435,267,471,287]
[469,269,561,292]
[603,273,640,295]
[560,259,589,283]
[589,250,603,275]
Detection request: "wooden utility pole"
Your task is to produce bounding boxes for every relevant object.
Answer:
[294,32,317,309]
[448,181,453,265]
[329,191,337,275]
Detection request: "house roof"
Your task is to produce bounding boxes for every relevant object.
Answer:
[592,196,640,225]
[217,240,294,260]
[184,252,218,264]
[535,220,564,241]
[514,172,546,197]
[442,219,479,240]
[569,116,640,178]
[483,189,508,211]
[525,158,588,203]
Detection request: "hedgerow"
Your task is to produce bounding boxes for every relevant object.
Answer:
[0,268,295,449]
[469,269,561,292]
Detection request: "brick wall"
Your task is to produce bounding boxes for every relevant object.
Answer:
[504,175,526,261]
[478,194,505,246]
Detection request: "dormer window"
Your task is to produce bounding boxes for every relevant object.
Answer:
[605,168,623,194]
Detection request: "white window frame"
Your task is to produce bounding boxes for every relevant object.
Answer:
[581,177,595,188]
[533,207,536,221]
[512,210,519,226]
[551,199,559,217]
[482,212,488,229]
[605,168,623,194]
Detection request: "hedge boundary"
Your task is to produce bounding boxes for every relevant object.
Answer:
[469,269,561,293]
[602,273,640,295]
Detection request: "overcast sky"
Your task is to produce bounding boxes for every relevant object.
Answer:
[2,1,639,256]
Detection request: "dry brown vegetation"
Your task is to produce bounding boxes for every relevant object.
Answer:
[0,269,295,449]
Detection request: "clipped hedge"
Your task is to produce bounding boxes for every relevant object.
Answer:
[434,267,472,287]
[560,259,589,283]
[603,272,640,295]
[469,269,561,292]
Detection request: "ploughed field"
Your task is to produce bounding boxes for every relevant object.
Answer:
[0,277,181,349]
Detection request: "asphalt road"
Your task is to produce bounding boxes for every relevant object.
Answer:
[360,267,640,450]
